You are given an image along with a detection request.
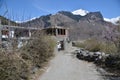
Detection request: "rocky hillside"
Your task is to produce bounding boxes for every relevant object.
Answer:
[0,15,18,26]
[20,11,119,41]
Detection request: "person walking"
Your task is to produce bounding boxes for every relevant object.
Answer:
[57,41,61,51]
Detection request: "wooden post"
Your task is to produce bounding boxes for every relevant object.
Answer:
[61,29,63,35]
[29,29,31,37]
[55,28,58,36]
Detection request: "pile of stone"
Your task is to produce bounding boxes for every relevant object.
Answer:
[74,48,120,78]
[74,48,109,64]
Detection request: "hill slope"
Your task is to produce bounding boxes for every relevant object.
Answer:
[21,11,118,41]
[0,15,18,26]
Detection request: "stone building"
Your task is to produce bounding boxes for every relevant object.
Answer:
[43,26,69,50]
[0,24,69,49]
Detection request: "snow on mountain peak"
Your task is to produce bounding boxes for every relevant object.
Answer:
[104,16,120,24]
[72,9,89,16]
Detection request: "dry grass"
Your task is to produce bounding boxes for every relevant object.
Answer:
[0,50,30,80]
[0,31,56,80]
[20,31,56,67]
[74,38,120,75]
[74,38,118,54]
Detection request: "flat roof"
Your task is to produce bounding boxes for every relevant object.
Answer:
[44,26,68,29]
[0,25,42,30]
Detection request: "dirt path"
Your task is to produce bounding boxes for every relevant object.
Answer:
[38,46,104,80]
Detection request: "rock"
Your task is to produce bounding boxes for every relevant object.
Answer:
[75,49,108,64]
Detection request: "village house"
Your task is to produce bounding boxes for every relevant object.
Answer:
[0,24,40,48]
[43,26,69,50]
[0,24,69,49]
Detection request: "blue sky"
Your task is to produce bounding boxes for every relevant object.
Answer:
[0,0,120,21]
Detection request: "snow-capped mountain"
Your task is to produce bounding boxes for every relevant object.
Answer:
[72,9,89,16]
[72,9,120,24]
[104,16,120,24]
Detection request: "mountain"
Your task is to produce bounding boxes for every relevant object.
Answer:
[20,14,52,28]
[104,16,120,24]
[19,11,119,41]
[0,15,18,26]
[72,9,120,24]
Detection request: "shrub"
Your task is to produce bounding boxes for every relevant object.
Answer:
[0,50,30,80]
[84,39,101,52]
[20,31,56,67]
[74,38,118,53]
[0,31,56,80]
[75,38,120,75]
[73,41,86,48]
[105,53,120,75]
[74,39,101,52]
[100,42,118,54]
